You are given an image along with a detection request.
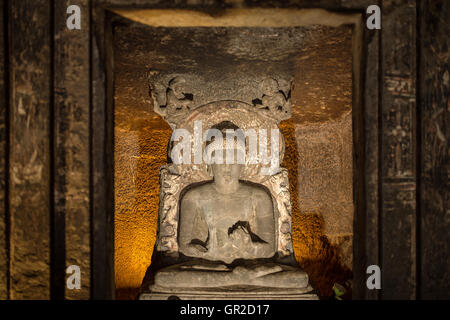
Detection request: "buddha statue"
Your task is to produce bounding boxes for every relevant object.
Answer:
[147,123,311,293]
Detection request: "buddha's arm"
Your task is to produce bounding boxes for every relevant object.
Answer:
[179,193,208,257]
[251,191,276,258]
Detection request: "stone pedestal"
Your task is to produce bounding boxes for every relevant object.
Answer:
[139,286,318,300]
[139,260,318,300]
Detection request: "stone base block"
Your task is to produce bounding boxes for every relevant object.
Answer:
[139,285,319,300]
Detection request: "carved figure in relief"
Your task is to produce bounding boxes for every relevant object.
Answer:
[257,78,290,116]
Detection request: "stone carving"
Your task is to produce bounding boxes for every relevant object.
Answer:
[149,73,293,128]
[262,169,293,256]
[165,77,192,114]
[154,101,289,256]
[151,138,310,290]
[153,261,310,290]
[254,78,292,121]
[156,168,184,254]
[151,76,194,125]
[144,127,313,298]
[177,154,276,264]
[384,98,414,178]
[141,88,316,299]
[156,160,294,258]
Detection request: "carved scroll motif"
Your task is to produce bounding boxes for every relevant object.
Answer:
[156,167,183,253]
[149,74,292,128]
[156,164,210,254]
[262,169,293,257]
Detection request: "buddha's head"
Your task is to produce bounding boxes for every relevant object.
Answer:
[205,121,246,191]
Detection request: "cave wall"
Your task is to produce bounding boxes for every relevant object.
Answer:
[0,0,448,300]
[113,19,354,299]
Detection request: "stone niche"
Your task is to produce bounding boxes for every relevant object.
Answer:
[114,9,356,299]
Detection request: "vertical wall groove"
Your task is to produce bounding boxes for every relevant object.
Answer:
[91,4,114,299]
[356,0,381,300]
[50,0,66,301]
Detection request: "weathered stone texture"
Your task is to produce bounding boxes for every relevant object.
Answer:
[381,0,417,299]
[114,18,354,298]
[295,113,353,237]
[419,0,450,299]
[294,113,353,268]
[0,0,7,301]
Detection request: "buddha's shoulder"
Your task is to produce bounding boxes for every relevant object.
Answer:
[181,182,215,202]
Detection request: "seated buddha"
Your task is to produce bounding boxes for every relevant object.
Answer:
[151,123,309,291]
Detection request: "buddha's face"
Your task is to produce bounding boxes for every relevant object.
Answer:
[262,78,278,95]
[211,163,242,185]
[207,144,245,189]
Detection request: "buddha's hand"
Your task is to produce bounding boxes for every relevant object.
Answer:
[229,226,251,246]
[187,239,208,253]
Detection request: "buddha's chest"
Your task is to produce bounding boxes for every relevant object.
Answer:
[199,196,254,229]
